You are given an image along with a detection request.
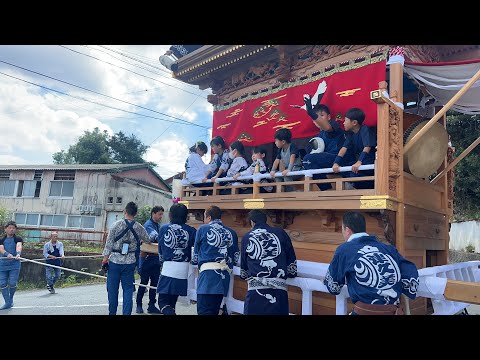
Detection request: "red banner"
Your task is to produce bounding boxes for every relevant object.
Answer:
[212,60,386,147]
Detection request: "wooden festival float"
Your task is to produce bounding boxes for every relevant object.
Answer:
[163,45,480,315]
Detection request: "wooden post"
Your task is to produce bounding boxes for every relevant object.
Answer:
[252,181,260,199]
[404,67,480,155]
[389,63,405,256]
[389,62,403,104]
[374,81,390,196]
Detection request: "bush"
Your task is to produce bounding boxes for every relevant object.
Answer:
[136,205,152,225]
[465,244,476,253]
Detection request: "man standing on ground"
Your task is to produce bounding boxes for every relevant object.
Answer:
[0,221,23,310]
[136,206,164,314]
[192,205,239,315]
[102,202,151,315]
[43,231,65,294]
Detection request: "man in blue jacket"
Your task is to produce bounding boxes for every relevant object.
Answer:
[136,206,164,314]
[192,205,239,315]
[324,211,419,315]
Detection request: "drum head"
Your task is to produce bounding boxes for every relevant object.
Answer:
[404,120,448,178]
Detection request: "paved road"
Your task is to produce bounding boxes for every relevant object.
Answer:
[0,283,197,315]
[1,283,478,315]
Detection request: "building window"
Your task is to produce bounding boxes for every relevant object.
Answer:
[40,214,66,227]
[0,171,10,179]
[0,180,15,197]
[17,180,40,197]
[14,213,40,226]
[82,216,95,229]
[107,196,114,204]
[14,213,26,225]
[33,170,43,180]
[67,215,95,229]
[54,170,75,180]
[26,214,40,226]
[49,181,74,197]
[116,197,122,204]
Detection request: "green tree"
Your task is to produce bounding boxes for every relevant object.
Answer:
[52,128,155,166]
[446,112,480,220]
[53,127,112,164]
[108,131,149,164]
[0,205,12,237]
[136,205,152,225]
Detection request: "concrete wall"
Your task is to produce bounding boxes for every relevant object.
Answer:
[449,220,480,253]
[18,250,103,284]
[1,170,172,239]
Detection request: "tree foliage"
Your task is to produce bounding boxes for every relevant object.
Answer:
[53,128,155,166]
[108,131,149,164]
[135,205,152,225]
[446,112,480,220]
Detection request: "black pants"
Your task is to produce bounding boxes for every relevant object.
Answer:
[197,294,224,315]
[136,258,160,307]
[158,294,179,315]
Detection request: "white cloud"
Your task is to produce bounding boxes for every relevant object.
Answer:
[0,45,214,172]
[146,137,190,179]
[0,71,113,159]
[0,155,29,164]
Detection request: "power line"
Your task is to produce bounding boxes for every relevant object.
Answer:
[0,59,203,126]
[107,46,166,66]
[84,45,205,92]
[0,71,209,129]
[149,96,199,146]
[58,45,207,99]
[98,45,172,74]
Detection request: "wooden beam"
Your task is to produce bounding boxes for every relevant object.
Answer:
[444,279,480,305]
[431,136,480,184]
[404,67,480,154]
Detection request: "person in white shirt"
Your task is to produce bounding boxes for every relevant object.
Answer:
[183,141,209,185]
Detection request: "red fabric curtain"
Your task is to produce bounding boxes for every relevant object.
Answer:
[212,60,386,147]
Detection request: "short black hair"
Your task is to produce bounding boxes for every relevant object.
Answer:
[169,203,188,225]
[4,221,17,229]
[210,136,226,149]
[313,104,331,115]
[205,205,222,220]
[151,206,164,215]
[196,141,208,153]
[253,145,267,155]
[342,211,366,233]
[345,108,366,125]
[274,128,292,143]
[230,140,245,155]
[125,202,138,217]
[247,209,267,225]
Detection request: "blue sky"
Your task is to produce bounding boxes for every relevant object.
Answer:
[0,45,213,179]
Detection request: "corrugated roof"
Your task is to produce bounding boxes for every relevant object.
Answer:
[0,163,171,190]
[0,164,148,171]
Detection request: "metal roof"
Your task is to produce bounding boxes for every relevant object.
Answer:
[0,164,149,171]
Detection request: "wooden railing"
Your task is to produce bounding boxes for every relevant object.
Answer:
[181,164,376,200]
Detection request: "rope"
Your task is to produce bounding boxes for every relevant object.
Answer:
[16,256,158,291]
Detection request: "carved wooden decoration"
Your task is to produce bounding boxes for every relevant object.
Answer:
[404,45,441,63]
[379,210,396,246]
[388,106,401,194]
[276,45,292,83]
[291,45,357,71]
[446,145,455,210]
